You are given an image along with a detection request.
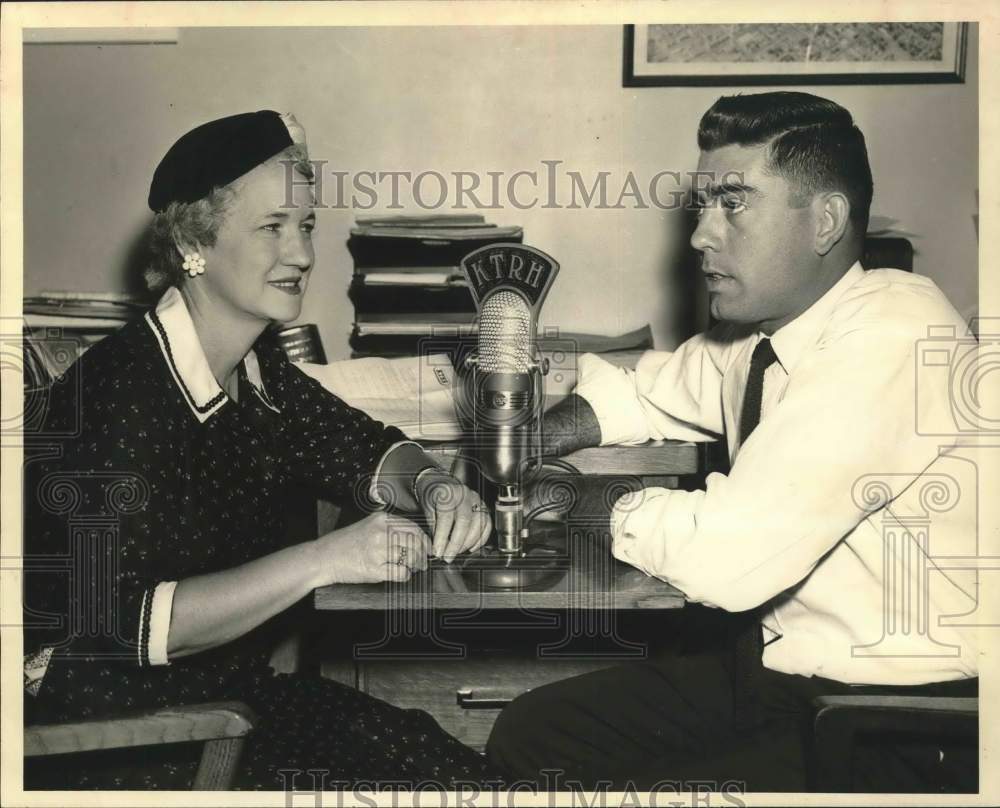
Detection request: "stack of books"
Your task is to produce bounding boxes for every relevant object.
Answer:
[24,291,145,327]
[22,291,146,379]
[347,214,523,357]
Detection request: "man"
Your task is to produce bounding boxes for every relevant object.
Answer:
[486,92,978,792]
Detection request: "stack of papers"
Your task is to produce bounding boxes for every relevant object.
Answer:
[296,353,463,441]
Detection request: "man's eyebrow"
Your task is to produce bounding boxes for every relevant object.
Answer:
[699,182,760,200]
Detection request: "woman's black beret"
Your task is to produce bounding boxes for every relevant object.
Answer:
[148,110,305,212]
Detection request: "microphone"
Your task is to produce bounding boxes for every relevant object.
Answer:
[479,291,531,373]
[458,245,559,554]
[475,290,538,552]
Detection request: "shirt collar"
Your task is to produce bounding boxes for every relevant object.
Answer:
[767,261,865,374]
[145,286,276,423]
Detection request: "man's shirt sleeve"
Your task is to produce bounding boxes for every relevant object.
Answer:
[609,325,946,612]
[574,331,727,446]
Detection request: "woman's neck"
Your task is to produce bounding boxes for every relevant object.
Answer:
[179,285,267,393]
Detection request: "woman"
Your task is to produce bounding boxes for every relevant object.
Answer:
[23,110,496,789]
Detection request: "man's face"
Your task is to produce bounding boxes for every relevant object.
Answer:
[691,143,820,333]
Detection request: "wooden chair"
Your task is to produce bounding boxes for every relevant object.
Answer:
[25,701,257,790]
[810,693,978,792]
[21,632,310,789]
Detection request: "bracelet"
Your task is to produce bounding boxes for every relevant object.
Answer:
[412,465,444,505]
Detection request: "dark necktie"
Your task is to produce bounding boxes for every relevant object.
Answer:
[739,338,778,445]
[732,337,778,727]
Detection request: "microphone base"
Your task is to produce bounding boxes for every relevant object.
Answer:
[458,523,567,590]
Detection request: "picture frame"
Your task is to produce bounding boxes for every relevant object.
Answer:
[624,22,968,86]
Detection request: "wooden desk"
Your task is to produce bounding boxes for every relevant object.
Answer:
[315,525,685,611]
[315,440,698,611]
[426,439,703,477]
[311,440,698,750]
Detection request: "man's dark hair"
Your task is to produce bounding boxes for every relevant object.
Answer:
[698,91,873,233]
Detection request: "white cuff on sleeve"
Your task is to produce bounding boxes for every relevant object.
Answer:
[611,483,703,569]
[369,440,424,505]
[610,488,674,580]
[147,581,177,666]
[573,353,652,446]
[611,484,721,606]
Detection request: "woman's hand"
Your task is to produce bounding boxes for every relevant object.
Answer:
[415,470,492,563]
[313,511,431,586]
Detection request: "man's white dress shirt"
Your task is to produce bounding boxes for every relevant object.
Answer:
[575,263,979,685]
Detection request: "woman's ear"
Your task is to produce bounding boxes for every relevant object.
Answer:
[173,239,198,262]
[171,226,205,261]
[814,192,850,256]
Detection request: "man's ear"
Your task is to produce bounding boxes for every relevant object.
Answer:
[815,192,850,255]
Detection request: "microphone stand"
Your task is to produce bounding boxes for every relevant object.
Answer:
[450,243,568,589]
[455,350,568,590]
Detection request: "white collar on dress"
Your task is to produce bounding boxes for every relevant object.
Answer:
[145,286,278,423]
[767,260,865,374]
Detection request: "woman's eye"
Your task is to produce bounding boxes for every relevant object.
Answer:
[301,222,316,235]
[261,223,281,233]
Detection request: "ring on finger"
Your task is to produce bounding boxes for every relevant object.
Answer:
[396,546,408,567]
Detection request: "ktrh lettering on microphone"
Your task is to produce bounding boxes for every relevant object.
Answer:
[464,245,557,309]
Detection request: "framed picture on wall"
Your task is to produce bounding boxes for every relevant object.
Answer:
[624,22,968,86]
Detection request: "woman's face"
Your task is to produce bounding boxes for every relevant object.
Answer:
[193,159,316,325]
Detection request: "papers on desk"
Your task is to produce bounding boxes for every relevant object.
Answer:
[540,324,653,354]
[295,354,463,441]
[295,328,653,440]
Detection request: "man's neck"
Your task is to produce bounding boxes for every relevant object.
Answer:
[759,255,858,335]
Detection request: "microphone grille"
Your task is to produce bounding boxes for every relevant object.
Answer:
[478,291,531,372]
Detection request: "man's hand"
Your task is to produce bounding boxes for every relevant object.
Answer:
[415,469,492,563]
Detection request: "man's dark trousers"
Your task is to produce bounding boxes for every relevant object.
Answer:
[485,620,977,793]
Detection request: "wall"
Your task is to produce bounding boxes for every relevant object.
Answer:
[24,25,979,358]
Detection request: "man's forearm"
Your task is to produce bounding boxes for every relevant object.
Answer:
[542,394,602,456]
